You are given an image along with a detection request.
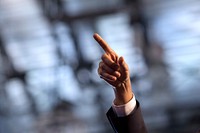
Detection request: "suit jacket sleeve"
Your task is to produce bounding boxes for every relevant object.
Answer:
[106,100,147,133]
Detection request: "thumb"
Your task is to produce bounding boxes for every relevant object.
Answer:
[119,56,128,71]
[119,56,129,80]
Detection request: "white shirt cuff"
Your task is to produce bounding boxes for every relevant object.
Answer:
[112,95,136,117]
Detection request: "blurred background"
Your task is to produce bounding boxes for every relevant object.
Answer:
[0,0,200,133]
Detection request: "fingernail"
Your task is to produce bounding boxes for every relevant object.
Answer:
[115,71,121,77]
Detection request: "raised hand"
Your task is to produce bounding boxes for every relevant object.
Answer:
[93,33,133,105]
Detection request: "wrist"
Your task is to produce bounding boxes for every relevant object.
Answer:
[113,79,133,105]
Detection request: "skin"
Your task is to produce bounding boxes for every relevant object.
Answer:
[93,33,133,105]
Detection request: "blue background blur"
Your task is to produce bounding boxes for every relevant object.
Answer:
[0,0,200,133]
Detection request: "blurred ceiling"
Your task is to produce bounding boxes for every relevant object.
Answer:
[0,0,200,133]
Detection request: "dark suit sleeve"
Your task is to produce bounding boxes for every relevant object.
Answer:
[106,100,147,133]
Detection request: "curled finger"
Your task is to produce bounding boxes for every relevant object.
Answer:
[101,63,121,78]
[101,54,119,71]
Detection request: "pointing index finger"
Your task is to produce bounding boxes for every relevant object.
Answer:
[93,33,113,53]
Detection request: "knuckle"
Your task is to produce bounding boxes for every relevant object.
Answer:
[98,68,101,74]
[99,61,103,67]
[101,54,106,60]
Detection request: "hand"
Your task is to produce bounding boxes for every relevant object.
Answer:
[93,33,133,105]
